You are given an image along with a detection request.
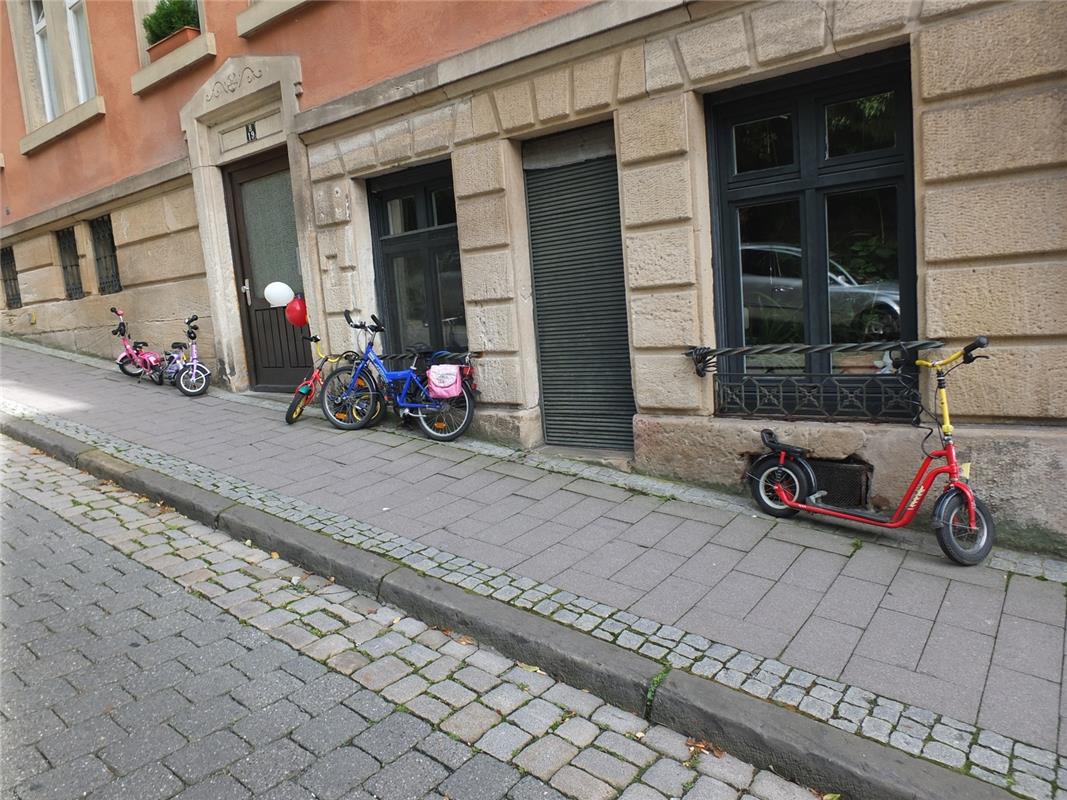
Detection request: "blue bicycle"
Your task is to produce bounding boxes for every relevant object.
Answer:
[320,311,476,442]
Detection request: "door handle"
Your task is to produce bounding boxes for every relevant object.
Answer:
[240,279,251,307]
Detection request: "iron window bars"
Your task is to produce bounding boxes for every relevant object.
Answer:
[1,246,21,309]
[684,340,943,423]
[89,215,122,294]
[56,227,84,300]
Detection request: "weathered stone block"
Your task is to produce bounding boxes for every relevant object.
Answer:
[621,161,692,228]
[460,249,515,302]
[750,1,827,63]
[375,120,413,164]
[313,180,352,227]
[630,290,700,348]
[920,0,994,18]
[533,69,571,122]
[163,186,199,233]
[16,266,65,305]
[618,95,689,166]
[476,355,524,404]
[677,15,750,83]
[925,263,1067,338]
[494,83,535,133]
[11,234,52,269]
[466,302,518,352]
[111,195,168,246]
[919,2,1067,99]
[308,142,345,181]
[573,54,616,112]
[924,176,1067,261]
[921,88,1067,181]
[470,406,543,449]
[117,228,206,286]
[832,1,910,42]
[337,131,377,175]
[625,227,695,289]
[616,44,646,102]
[452,141,505,199]
[645,39,683,93]
[949,344,1067,419]
[457,193,510,251]
[454,95,499,144]
[412,106,455,156]
[632,353,702,411]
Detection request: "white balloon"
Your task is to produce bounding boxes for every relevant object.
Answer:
[263,281,295,307]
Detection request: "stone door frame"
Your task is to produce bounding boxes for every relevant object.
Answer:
[180,55,323,392]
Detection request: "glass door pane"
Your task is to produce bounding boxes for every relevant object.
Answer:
[738,199,804,372]
[825,186,900,372]
[435,248,466,350]
[392,253,430,351]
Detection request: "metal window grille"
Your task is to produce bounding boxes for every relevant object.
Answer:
[89,215,122,294]
[56,227,84,300]
[1,246,21,309]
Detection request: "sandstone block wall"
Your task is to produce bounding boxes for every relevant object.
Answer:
[1,183,214,365]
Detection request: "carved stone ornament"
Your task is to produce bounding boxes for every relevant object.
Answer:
[204,66,265,102]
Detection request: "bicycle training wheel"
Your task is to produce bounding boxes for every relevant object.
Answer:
[416,384,475,442]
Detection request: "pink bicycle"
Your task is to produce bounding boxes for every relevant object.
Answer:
[111,307,165,385]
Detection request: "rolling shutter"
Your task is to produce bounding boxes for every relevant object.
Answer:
[524,131,636,450]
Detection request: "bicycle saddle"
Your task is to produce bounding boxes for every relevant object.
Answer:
[760,429,809,458]
[133,340,148,349]
[171,342,187,350]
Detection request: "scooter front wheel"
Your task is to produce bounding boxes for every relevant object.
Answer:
[934,490,995,566]
[749,457,810,518]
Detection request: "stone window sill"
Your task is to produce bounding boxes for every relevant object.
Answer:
[236,0,311,37]
[19,96,106,155]
[131,32,216,96]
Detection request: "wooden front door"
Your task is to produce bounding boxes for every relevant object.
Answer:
[226,153,311,391]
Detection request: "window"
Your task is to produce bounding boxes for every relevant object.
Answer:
[56,227,84,299]
[369,163,466,352]
[89,215,122,294]
[2,247,22,309]
[65,0,95,103]
[707,50,916,421]
[30,0,59,121]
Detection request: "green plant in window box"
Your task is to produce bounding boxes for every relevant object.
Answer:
[143,0,200,46]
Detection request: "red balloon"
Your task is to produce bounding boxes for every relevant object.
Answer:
[285,295,307,327]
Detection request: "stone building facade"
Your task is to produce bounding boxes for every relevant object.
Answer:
[2,1,1065,543]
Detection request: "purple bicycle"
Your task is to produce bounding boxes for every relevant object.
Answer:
[161,314,211,397]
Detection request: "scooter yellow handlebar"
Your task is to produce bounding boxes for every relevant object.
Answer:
[916,336,989,370]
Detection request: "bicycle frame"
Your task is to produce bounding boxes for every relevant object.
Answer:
[112,308,163,373]
[348,341,440,411]
[295,338,350,402]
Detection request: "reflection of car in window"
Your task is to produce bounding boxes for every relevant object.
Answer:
[740,243,900,342]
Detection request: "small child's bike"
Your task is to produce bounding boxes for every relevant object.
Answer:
[161,314,212,397]
[111,307,165,384]
[284,334,359,424]
[749,336,994,565]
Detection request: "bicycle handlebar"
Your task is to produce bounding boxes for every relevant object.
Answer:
[963,336,989,358]
[344,309,384,333]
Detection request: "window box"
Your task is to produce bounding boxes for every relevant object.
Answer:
[131,32,216,96]
[147,25,199,62]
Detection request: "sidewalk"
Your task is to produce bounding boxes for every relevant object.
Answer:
[2,338,1066,788]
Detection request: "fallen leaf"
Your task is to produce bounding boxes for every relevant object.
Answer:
[441,628,453,636]
[270,551,279,559]
[392,617,402,625]
[633,731,645,739]
[244,539,252,546]
[711,745,725,759]
[328,576,336,583]
[517,663,546,674]
[457,635,475,646]
[822,794,842,800]
[291,576,300,585]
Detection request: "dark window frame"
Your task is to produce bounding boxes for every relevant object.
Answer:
[56,226,85,300]
[89,215,122,295]
[705,48,917,420]
[1,246,21,309]
[368,161,464,353]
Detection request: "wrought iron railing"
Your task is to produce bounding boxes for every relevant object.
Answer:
[90,216,122,295]
[1,246,20,309]
[684,340,944,423]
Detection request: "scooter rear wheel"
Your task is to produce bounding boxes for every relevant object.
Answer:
[749,458,810,519]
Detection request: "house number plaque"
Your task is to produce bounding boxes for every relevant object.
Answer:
[245,122,257,142]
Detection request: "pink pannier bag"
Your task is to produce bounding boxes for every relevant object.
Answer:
[426,364,462,399]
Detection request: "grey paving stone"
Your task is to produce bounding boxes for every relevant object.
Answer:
[841,543,904,585]
[550,765,617,800]
[512,734,579,781]
[509,775,569,800]
[854,608,933,670]
[554,717,599,748]
[441,702,502,744]
[439,753,520,800]
[683,776,738,800]
[1004,576,1067,627]
[509,698,564,736]
[292,704,367,755]
[419,730,474,769]
[477,722,534,760]
[173,774,252,800]
[591,703,649,736]
[572,748,639,789]
[993,615,1064,682]
[297,746,379,800]
[979,665,1060,750]
[352,711,430,763]
[596,730,658,767]
[542,684,603,717]
[165,730,251,783]
[352,655,412,691]
[364,751,448,800]
[454,665,501,694]
[641,758,696,796]
[231,699,309,746]
[229,737,315,794]
[619,785,669,800]
[748,770,813,800]
[99,723,187,775]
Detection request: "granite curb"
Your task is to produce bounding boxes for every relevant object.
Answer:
[0,416,1012,800]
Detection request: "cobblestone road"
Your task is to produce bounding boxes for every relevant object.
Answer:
[1,438,817,800]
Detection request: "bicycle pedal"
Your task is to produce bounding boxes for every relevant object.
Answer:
[808,490,827,504]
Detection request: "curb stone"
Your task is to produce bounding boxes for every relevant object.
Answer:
[0,416,1013,800]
